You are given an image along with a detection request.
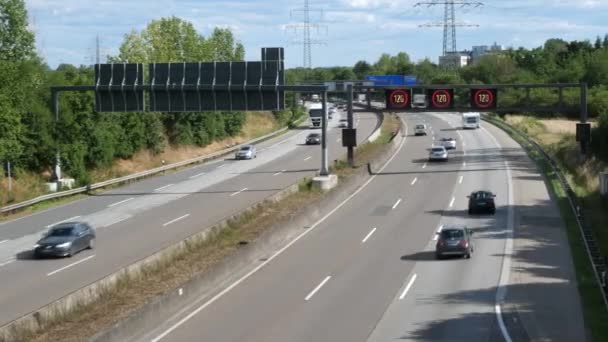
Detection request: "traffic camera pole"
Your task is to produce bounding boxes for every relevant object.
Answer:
[52,89,62,182]
[347,84,354,167]
[320,91,329,176]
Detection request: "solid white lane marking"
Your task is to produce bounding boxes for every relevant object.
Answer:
[399,274,417,300]
[189,172,206,179]
[411,177,418,186]
[47,255,95,276]
[155,184,174,192]
[304,156,312,161]
[162,214,191,227]
[481,126,515,342]
[0,240,8,245]
[0,258,15,267]
[459,176,464,184]
[422,162,427,169]
[305,276,331,301]
[449,197,456,208]
[230,188,248,197]
[148,123,409,342]
[273,169,287,176]
[108,197,135,208]
[216,164,226,169]
[46,216,82,228]
[433,225,444,241]
[362,227,377,243]
[392,198,402,209]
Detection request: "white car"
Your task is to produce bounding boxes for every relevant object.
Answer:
[339,118,348,128]
[414,124,427,136]
[235,145,257,160]
[439,137,456,150]
[429,146,448,161]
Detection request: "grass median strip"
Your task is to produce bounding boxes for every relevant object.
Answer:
[11,113,401,342]
[485,115,608,342]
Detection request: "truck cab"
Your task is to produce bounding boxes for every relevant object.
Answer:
[462,112,481,129]
[412,94,427,109]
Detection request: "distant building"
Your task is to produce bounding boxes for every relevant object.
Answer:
[439,52,471,68]
[470,42,505,62]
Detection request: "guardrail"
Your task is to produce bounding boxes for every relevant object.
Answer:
[483,114,608,309]
[0,126,292,215]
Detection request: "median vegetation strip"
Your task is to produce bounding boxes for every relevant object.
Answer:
[485,114,608,342]
[10,113,399,342]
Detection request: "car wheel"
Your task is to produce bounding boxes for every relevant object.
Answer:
[88,238,95,250]
[436,253,443,260]
[464,252,471,259]
[468,208,473,215]
[490,209,496,215]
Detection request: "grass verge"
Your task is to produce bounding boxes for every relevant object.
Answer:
[485,115,608,342]
[10,113,400,342]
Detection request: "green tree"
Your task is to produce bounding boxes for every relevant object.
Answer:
[0,0,35,61]
[595,36,602,49]
[353,60,372,79]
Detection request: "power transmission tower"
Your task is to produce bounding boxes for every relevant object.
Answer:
[286,0,327,69]
[415,0,483,56]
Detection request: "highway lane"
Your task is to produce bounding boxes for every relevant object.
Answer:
[0,109,378,326]
[142,112,475,342]
[368,113,512,341]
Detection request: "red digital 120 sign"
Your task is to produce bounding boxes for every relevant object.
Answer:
[470,88,497,109]
[427,89,454,109]
[385,89,411,110]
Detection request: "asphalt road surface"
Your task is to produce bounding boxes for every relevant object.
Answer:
[142,112,586,342]
[0,107,378,326]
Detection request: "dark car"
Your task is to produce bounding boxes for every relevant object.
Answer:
[306,133,321,145]
[468,190,496,214]
[34,222,95,258]
[435,225,474,259]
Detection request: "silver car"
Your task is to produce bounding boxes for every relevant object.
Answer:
[429,146,448,161]
[439,137,456,150]
[339,118,348,128]
[235,145,257,160]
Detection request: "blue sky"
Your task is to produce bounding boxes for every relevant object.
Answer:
[26,0,608,69]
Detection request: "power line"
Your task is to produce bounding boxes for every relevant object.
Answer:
[286,0,327,69]
[415,0,483,56]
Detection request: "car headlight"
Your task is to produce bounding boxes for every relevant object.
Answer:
[33,244,40,249]
[56,242,72,248]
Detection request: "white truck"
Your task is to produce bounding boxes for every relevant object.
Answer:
[462,112,481,129]
[308,103,324,128]
[357,94,366,102]
[412,94,427,109]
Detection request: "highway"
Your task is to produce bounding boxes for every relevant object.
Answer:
[142,111,587,342]
[0,107,379,326]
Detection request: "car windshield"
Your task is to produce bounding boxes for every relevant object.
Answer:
[466,117,477,123]
[48,227,76,237]
[441,138,453,141]
[416,125,425,129]
[441,229,464,239]
[240,146,251,151]
[432,147,445,152]
[473,192,492,199]
[309,134,320,138]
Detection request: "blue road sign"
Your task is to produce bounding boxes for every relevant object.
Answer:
[364,75,417,86]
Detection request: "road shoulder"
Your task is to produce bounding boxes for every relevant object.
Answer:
[484,122,588,342]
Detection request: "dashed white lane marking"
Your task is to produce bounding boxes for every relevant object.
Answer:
[148,127,409,342]
[155,184,174,192]
[230,188,248,197]
[108,197,135,208]
[102,217,129,228]
[459,176,464,184]
[305,276,332,301]
[47,255,95,277]
[189,172,206,179]
[422,162,427,169]
[46,216,82,228]
[411,177,418,186]
[392,198,403,210]
[433,225,444,241]
[336,138,341,143]
[362,228,377,243]
[304,156,312,161]
[399,274,418,300]
[216,164,226,169]
[162,214,191,227]
[273,170,287,176]
[449,197,456,208]
[0,258,15,268]
[0,240,8,245]
[463,161,467,167]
